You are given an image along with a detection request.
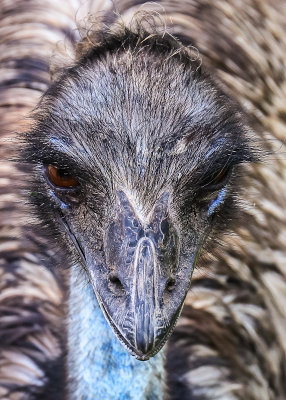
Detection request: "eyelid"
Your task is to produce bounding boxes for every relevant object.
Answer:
[201,167,231,190]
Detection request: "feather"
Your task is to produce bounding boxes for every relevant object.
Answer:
[0,1,286,399]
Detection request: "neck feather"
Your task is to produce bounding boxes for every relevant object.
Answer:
[67,264,166,400]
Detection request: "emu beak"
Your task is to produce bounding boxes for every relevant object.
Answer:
[84,191,196,360]
[132,237,164,354]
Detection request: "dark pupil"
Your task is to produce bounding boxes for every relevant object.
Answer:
[58,169,72,178]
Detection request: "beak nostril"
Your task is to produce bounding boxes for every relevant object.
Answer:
[109,274,124,289]
[166,277,176,292]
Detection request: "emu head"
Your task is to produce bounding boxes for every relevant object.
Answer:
[23,28,255,360]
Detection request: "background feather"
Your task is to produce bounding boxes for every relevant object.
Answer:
[0,1,286,399]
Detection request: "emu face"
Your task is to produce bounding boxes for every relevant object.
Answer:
[24,32,254,360]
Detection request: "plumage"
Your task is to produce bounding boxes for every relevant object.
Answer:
[0,1,286,399]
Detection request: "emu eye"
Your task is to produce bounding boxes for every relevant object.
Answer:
[46,165,78,188]
[203,167,230,189]
[212,167,229,185]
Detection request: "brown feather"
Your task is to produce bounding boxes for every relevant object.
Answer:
[1,1,286,399]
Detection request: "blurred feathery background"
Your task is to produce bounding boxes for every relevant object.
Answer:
[0,1,286,399]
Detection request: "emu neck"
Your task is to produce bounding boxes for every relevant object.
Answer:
[67,265,166,400]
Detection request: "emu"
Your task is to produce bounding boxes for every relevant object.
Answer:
[1,1,286,400]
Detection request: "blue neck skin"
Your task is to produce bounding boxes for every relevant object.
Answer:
[67,265,166,400]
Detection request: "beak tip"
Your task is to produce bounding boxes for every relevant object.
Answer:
[134,353,151,361]
[135,339,155,357]
[133,344,156,361]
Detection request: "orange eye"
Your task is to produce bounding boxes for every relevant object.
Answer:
[46,165,78,188]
